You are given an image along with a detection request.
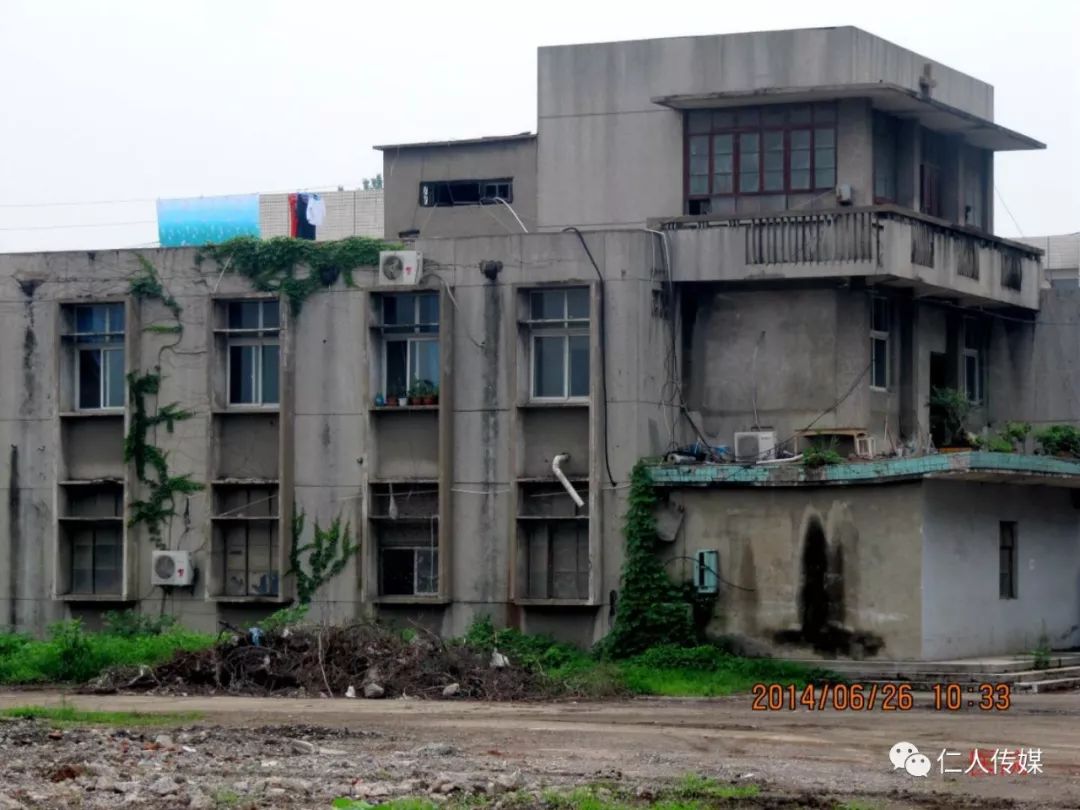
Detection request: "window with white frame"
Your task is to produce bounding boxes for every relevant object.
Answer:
[381,292,439,399]
[963,319,983,403]
[225,300,280,406]
[71,525,122,594]
[71,303,125,410]
[870,297,889,390]
[528,287,590,400]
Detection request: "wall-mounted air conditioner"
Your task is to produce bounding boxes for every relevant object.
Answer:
[151,550,195,587]
[377,250,423,287]
[734,430,776,463]
[695,550,719,594]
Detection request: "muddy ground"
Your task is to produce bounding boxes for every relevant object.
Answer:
[0,691,1078,809]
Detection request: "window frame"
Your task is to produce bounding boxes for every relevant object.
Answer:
[72,303,126,412]
[524,519,590,600]
[379,546,440,596]
[685,103,838,207]
[70,524,122,595]
[963,318,983,404]
[418,178,514,208]
[380,292,440,399]
[224,300,280,407]
[869,296,890,392]
[999,521,1017,599]
[526,287,591,402]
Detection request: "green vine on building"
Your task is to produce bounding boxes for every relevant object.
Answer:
[289,508,359,604]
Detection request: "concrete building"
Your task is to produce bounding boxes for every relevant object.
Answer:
[4,26,1078,660]
[1018,232,1080,288]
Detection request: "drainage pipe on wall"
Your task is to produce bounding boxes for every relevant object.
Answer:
[552,453,585,508]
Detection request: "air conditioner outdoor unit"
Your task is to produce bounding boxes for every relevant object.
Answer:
[377,250,423,286]
[855,435,875,459]
[734,430,776,463]
[151,550,194,587]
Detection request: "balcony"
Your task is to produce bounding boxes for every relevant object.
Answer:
[650,205,1042,310]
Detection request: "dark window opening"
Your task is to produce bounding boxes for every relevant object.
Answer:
[999,521,1017,599]
[419,178,513,208]
[873,111,900,203]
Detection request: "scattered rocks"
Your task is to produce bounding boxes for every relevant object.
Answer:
[413,742,457,757]
[289,738,318,755]
[442,683,461,697]
[363,683,386,699]
[148,776,180,796]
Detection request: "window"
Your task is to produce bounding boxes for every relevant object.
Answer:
[372,483,439,597]
[381,547,439,596]
[873,112,899,203]
[71,525,122,594]
[528,288,590,400]
[870,297,890,390]
[525,521,589,600]
[999,521,1017,599]
[963,319,983,403]
[920,131,946,219]
[225,300,280,406]
[381,292,439,398]
[213,484,279,598]
[419,178,513,207]
[71,303,125,410]
[686,103,837,211]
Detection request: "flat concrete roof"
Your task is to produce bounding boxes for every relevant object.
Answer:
[649,451,1080,488]
[651,84,1043,152]
[373,133,536,152]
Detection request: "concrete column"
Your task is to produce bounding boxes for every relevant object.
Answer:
[837,99,874,206]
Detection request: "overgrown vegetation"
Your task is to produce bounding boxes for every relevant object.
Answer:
[1032,623,1052,670]
[975,421,1031,453]
[929,386,973,447]
[130,255,181,319]
[289,509,360,604]
[200,236,393,314]
[1035,424,1080,458]
[0,617,214,684]
[600,463,700,659]
[0,705,201,726]
[802,440,844,468]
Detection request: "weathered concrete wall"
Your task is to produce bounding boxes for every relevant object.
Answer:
[381,139,537,239]
[668,483,925,659]
[537,27,995,230]
[921,480,1080,658]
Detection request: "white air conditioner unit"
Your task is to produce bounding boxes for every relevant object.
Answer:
[734,430,776,463]
[377,250,423,287]
[855,435,875,459]
[835,184,853,205]
[151,550,194,587]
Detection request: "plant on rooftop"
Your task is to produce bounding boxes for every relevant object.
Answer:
[1035,424,1080,458]
[975,421,1031,453]
[200,236,397,315]
[928,387,974,448]
[802,440,843,468]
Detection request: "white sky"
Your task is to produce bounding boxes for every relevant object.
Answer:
[0,0,1076,252]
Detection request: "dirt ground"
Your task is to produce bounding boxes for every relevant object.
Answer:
[0,690,1078,809]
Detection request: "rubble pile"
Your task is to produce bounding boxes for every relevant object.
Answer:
[86,622,547,700]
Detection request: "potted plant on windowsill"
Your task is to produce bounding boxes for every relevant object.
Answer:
[409,379,436,406]
[385,394,399,407]
[929,386,974,451]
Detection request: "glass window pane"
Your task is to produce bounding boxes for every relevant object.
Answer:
[689,176,708,196]
[72,532,94,593]
[739,173,760,193]
[735,107,760,126]
[739,133,759,153]
[687,111,711,134]
[791,129,811,150]
[533,335,565,397]
[712,134,733,155]
[261,300,280,330]
[105,349,125,408]
[815,165,836,188]
[763,131,783,151]
[790,170,811,190]
[410,339,440,388]
[763,171,784,192]
[791,150,811,171]
[872,338,888,388]
[689,155,709,175]
[530,289,566,321]
[688,135,709,156]
[229,345,255,404]
[566,288,589,320]
[228,301,260,330]
[94,529,121,593]
[966,355,978,401]
[78,349,102,409]
[815,128,835,148]
[813,103,837,123]
[713,174,733,194]
[762,107,786,126]
[261,344,280,404]
[568,335,590,397]
[108,304,125,336]
[385,340,408,397]
[416,548,439,594]
[711,110,734,128]
[872,299,889,332]
[763,150,783,171]
[380,548,415,595]
[790,105,812,124]
[713,153,733,173]
[76,306,104,335]
[815,147,836,168]
[417,293,439,326]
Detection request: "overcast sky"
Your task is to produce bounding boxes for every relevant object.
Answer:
[0,0,1076,252]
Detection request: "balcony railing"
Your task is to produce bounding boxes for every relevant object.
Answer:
[650,204,1042,307]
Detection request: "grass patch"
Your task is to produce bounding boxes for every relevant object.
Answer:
[0,705,201,726]
[666,773,760,800]
[537,778,761,810]
[0,619,215,685]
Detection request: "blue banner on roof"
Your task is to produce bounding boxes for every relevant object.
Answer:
[156,194,260,247]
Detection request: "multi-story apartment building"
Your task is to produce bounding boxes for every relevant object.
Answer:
[2,27,1076,659]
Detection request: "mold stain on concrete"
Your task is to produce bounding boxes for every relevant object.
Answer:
[8,445,20,629]
[481,281,501,603]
